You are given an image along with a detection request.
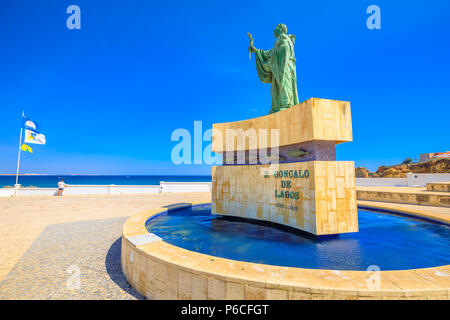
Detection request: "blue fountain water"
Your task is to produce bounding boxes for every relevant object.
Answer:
[146,204,450,271]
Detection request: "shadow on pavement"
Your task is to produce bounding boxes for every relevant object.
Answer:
[105,237,144,300]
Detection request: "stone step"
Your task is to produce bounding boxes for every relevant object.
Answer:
[356,186,450,208]
[427,182,450,193]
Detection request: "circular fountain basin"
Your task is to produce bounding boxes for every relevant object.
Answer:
[121,202,450,300]
[146,204,450,271]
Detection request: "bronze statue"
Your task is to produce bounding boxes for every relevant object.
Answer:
[249,24,299,114]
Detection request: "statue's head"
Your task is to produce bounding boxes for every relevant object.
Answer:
[273,24,287,37]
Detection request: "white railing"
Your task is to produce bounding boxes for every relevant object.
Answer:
[160,181,211,193]
[356,173,450,187]
[355,178,408,187]
[2,173,448,197]
[0,182,211,197]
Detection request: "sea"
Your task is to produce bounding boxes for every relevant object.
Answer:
[0,175,212,188]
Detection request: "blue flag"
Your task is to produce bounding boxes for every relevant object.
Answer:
[22,114,40,133]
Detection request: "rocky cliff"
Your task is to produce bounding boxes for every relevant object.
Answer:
[355,158,450,178]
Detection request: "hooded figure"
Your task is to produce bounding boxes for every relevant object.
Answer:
[249,24,299,114]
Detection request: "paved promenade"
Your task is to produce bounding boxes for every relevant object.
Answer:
[0,193,210,299]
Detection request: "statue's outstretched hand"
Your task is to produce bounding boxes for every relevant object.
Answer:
[248,45,256,54]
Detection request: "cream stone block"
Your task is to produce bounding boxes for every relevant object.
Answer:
[336,177,345,199]
[145,258,157,299]
[213,98,352,153]
[153,261,167,300]
[177,270,192,300]
[208,277,226,300]
[213,161,358,235]
[311,294,334,300]
[166,265,178,299]
[289,290,311,300]
[226,282,245,300]
[266,288,288,300]
[192,274,208,300]
[245,285,266,300]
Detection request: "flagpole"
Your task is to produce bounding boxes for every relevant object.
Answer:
[14,113,24,197]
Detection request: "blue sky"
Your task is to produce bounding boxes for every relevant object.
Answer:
[0,0,449,175]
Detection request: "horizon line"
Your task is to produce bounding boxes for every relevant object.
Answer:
[0,174,213,176]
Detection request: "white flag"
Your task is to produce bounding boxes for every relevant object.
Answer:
[24,119,37,131]
[24,129,46,145]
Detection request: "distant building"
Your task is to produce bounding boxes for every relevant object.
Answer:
[419,151,450,162]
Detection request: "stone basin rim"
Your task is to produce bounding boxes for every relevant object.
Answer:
[121,202,450,299]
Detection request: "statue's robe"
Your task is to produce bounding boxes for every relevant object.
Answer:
[255,34,299,114]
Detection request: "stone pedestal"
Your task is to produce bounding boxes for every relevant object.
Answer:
[211,98,358,236]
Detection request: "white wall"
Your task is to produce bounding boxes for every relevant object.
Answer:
[0,183,205,197]
[17,188,57,196]
[0,189,15,197]
[62,185,161,195]
[355,178,408,187]
[406,173,450,187]
[160,182,211,193]
[356,174,450,187]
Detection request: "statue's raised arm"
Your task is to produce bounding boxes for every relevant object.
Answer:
[247,32,254,60]
[249,24,299,114]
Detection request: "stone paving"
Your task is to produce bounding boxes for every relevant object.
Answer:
[0,217,143,299]
[0,193,211,299]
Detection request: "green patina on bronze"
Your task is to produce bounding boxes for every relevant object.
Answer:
[249,24,299,114]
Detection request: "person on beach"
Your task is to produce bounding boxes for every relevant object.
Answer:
[57,179,65,196]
